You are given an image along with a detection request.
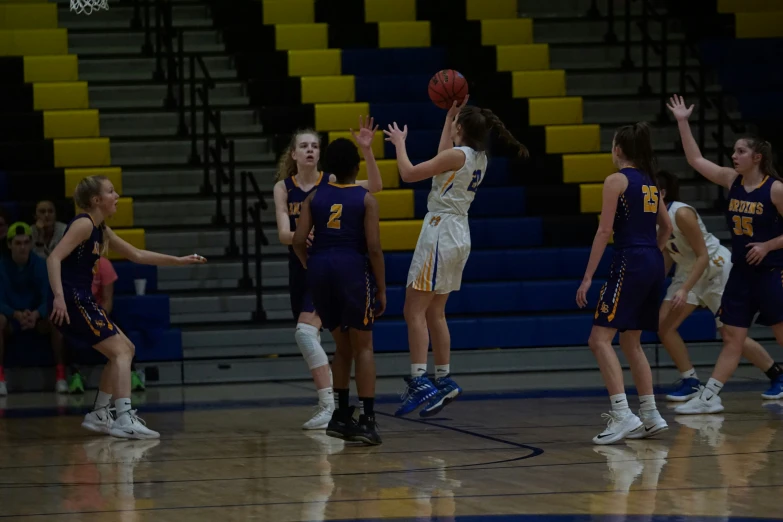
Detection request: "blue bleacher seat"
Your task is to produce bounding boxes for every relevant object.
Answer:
[113,263,158,294]
[355,74,432,103]
[113,294,170,331]
[370,102,445,131]
[128,328,183,362]
[342,47,447,76]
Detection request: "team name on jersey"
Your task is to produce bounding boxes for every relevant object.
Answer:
[728,198,764,215]
[288,202,302,216]
[92,241,100,255]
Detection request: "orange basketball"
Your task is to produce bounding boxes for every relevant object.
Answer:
[428,69,469,110]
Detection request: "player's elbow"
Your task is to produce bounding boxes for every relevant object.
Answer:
[595,226,613,239]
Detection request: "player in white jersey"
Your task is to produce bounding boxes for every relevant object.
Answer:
[657,171,783,401]
[384,97,528,417]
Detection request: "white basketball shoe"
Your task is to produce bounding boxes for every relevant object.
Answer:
[81,407,115,434]
[593,410,643,445]
[109,410,160,440]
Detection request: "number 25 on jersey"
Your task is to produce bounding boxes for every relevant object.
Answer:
[642,185,659,213]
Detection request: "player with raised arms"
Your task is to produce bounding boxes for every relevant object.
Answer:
[273,117,383,430]
[47,175,206,439]
[384,96,528,417]
[668,95,783,414]
[576,122,671,445]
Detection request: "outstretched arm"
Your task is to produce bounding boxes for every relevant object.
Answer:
[105,227,205,266]
[667,95,738,189]
[438,96,469,154]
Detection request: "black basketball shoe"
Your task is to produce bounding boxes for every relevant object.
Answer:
[351,415,382,445]
[326,406,359,441]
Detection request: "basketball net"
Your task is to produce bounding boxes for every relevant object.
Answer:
[70,0,110,15]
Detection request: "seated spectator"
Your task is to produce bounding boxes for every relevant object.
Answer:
[31,200,67,259]
[0,222,67,396]
[0,206,8,259]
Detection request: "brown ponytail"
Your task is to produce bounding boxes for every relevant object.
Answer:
[739,135,781,181]
[275,128,319,182]
[456,106,528,158]
[613,121,658,186]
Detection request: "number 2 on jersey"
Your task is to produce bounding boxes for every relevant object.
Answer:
[642,185,659,213]
[327,204,343,229]
[467,170,482,193]
[732,215,753,237]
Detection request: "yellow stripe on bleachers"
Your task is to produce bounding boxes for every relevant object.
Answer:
[528,97,583,126]
[44,110,100,139]
[65,167,123,197]
[109,228,145,260]
[545,125,601,154]
[288,49,341,76]
[262,0,314,24]
[33,82,88,110]
[54,138,111,168]
[735,12,783,38]
[496,44,549,71]
[512,70,565,98]
[562,153,614,183]
[276,23,327,50]
[357,159,399,188]
[329,130,384,159]
[467,0,517,20]
[315,102,370,131]
[0,28,67,55]
[365,0,415,22]
[375,190,414,219]
[718,0,781,12]
[0,3,57,29]
[380,220,422,250]
[378,21,430,48]
[481,19,533,45]
[579,184,603,213]
[24,55,78,82]
[301,75,355,104]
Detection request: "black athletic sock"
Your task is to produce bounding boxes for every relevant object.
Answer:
[765,362,783,381]
[359,397,375,420]
[335,388,350,413]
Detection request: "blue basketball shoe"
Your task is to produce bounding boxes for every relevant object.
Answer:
[666,377,700,402]
[761,376,783,400]
[420,375,462,418]
[395,375,438,417]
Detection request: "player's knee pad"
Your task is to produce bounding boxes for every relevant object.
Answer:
[295,323,328,370]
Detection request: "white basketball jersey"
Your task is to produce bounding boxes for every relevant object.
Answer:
[426,146,488,215]
[666,201,722,271]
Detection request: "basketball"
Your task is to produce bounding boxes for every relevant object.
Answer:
[428,69,469,110]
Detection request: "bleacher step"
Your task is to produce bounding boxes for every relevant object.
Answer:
[122,166,276,196]
[78,55,235,82]
[110,136,272,167]
[100,109,258,138]
[158,260,288,292]
[145,227,283,258]
[133,196,272,227]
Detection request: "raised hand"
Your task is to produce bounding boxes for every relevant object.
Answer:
[447,94,470,120]
[383,122,408,147]
[350,115,379,151]
[666,94,694,121]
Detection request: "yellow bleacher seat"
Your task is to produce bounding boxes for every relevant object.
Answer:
[375,190,414,220]
[579,184,603,213]
[109,228,145,260]
[329,130,384,160]
[718,0,781,12]
[735,12,783,38]
[562,153,614,183]
[276,23,327,50]
[378,21,430,48]
[0,3,57,29]
[467,0,517,20]
[0,28,67,55]
[65,167,123,197]
[54,138,111,168]
[44,110,100,139]
[496,44,550,71]
[33,82,89,110]
[262,0,314,24]
[315,102,370,131]
[301,75,356,104]
[528,97,583,126]
[481,19,533,45]
[545,124,601,154]
[512,70,566,98]
[365,0,415,22]
[288,49,342,76]
[24,55,78,82]
[380,220,422,251]
[357,159,399,189]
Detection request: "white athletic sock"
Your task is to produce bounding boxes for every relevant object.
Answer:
[435,365,450,380]
[94,391,112,410]
[411,364,427,378]
[317,388,333,408]
[639,395,657,412]
[704,378,723,398]
[114,398,132,416]
[610,393,631,414]
[681,368,698,380]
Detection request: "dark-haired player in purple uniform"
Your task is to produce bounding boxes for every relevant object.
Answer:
[577,122,672,445]
[47,175,206,439]
[669,95,783,414]
[293,138,386,445]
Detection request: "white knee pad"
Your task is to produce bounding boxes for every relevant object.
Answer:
[295,323,329,370]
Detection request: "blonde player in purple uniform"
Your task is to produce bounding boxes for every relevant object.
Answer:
[47,175,206,439]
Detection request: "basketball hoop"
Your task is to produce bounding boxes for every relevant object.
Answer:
[70,0,110,15]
